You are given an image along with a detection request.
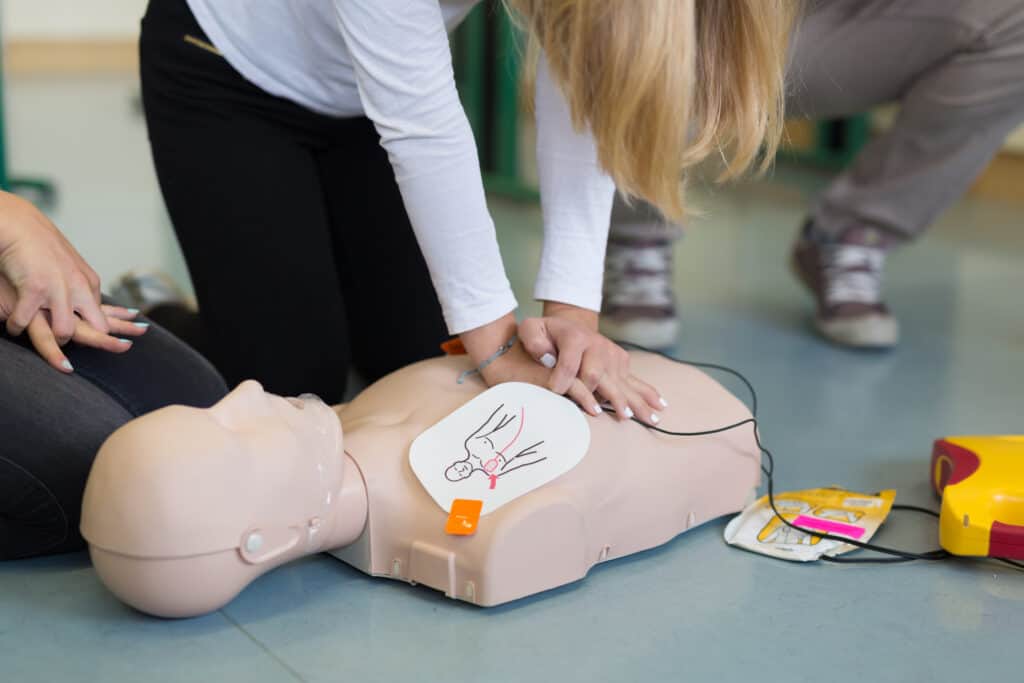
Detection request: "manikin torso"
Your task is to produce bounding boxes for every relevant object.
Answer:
[333,353,759,606]
[81,352,760,618]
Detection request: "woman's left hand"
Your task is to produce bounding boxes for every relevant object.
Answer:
[518,302,666,425]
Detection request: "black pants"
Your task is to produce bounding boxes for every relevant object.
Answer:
[0,313,227,560]
[139,0,447,404]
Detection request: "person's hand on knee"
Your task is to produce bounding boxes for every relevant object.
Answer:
[0,272,149,372]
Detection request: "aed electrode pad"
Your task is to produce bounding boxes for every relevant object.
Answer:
[409,382,590,515]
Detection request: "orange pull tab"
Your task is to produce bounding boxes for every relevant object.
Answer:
[440,338,467,356]
[445,499,483,536]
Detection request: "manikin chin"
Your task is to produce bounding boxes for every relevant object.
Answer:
[81,353,760,618]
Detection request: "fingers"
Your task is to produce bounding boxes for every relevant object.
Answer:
[596,375,632,422]
[591,347,664,425]
[60,235,103,306]
[629,375,667,413]
[71,317,135,353]
[22,306,139,371]
[519,316,668,428]
[517,317,558,369]
[547,328,587,395]
[26,315,73,373]
[80,261,102,305]
[577,352,606,393]
[106,316,149,337]
[101,304,140,321]
[6,279,46,336]
[45,285,77,345]
[566,378,603,417]
[70,287,110,334]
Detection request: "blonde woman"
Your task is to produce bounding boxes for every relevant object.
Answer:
[603,0,1024,350]
[139,0,795,421]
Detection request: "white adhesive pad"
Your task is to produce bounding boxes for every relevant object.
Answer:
[409,382,590,515]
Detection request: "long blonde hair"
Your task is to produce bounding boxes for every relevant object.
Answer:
[505,0,800,223]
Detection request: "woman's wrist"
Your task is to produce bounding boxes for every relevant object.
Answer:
[541,300,598,330]
[459,312,519,366]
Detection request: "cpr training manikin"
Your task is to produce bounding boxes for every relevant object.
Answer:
[80,352,761,618]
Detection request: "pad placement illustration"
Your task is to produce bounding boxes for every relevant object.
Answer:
[409,382,590,515]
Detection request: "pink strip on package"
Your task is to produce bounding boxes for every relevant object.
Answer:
[791,515,867,540]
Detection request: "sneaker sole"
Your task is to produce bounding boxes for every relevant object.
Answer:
[815,314,899,349]
[599,316,679,349]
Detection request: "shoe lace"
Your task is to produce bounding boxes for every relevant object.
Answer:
[823,244,886,305]
[604,245,673,306]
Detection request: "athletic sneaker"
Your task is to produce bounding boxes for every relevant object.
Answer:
[790,220,899,349]
[107,269,195,314]
[600,228,679,349]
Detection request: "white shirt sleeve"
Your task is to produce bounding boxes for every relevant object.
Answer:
[533,53,617,312]
[333,0,517,334]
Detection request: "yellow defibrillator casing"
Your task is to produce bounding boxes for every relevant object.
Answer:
[932,436,1024,559]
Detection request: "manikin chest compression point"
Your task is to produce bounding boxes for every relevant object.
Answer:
[409,382,590,516]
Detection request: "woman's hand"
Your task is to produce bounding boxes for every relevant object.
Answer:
[518,302,665,425]
[460,312,597,410]
[0,190,108,341]
[460,306,665,425]
[0,272,148,372]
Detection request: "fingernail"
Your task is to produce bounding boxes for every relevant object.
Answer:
[659,397,669,408]
[126,307,140,315]
[592,404,603,415]
[61,359,73,372]
[540,353,556,369]
[651,413,661,424]
[132,321,149,329]
[624,407,634,419]
[119,338,133,345]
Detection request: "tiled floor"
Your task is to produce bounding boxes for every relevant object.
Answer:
[1,72,1022,683]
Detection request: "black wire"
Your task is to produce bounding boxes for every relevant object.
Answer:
[619,341,1024,568]
[616,341,952,564]
[821,504,947,563]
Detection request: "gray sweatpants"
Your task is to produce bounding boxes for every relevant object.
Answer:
[614,0,1024,242]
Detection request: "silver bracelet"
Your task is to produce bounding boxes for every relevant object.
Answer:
[457,335,518,384]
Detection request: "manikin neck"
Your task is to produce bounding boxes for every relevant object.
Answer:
[323,453,369,550]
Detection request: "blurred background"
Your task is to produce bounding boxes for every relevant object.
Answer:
[2,0,1022,294]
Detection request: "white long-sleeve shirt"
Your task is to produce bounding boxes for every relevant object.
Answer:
[186,0,615,333]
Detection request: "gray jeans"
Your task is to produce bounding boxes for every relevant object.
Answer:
[0,314,227,559]
[614,0,1024,241]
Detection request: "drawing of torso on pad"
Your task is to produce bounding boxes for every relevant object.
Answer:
[448,402,549,490]
[333,353,760,606]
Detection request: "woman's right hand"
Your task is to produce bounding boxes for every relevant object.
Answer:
[0,190,109,342]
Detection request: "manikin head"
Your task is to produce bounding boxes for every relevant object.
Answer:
[81,381,366,618]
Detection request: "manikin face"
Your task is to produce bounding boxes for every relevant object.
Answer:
[82,380,346,563]
[445,460,474,481]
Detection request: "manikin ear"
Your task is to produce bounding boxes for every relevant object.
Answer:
[209,380,271,429]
